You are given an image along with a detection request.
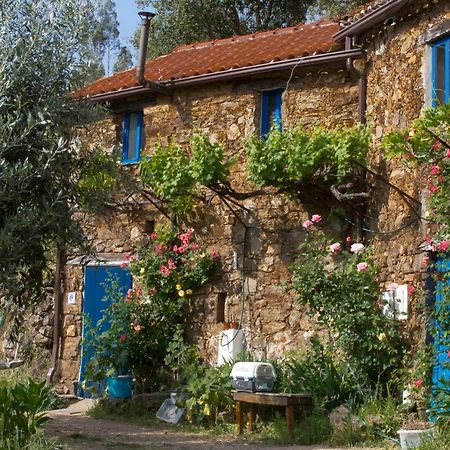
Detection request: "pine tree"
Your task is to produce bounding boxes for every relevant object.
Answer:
[113,46,133,73]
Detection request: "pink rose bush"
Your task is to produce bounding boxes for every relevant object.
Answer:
[292,218,404,392]
[83,225,219,390]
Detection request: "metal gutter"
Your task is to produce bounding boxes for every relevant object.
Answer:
[333,0,410,41]
[87,48,363,103]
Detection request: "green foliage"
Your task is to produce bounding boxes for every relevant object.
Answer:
[384,104,450,228]
[275,344,358,410]
[113,46,133,73]
[140,135,234,216]
[140,140,196,215]
[0,378,55,448]
[182,362,234,425]
[246,125,369,190]
[0,0,119,315]
[291,224,404,392]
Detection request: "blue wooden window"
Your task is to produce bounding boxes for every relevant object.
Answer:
[122,111,144,164]
[431,36,450,106]
[261,90,282,138]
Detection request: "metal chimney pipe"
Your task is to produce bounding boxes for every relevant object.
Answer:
[136,11,169,94]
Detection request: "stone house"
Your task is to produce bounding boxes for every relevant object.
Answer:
[56,0,449,394]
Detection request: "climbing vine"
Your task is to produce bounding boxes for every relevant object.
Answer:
[139,125,371,218]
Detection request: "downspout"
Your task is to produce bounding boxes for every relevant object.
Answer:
[47,243,65,384]
[345,36,367,243]
[137,12,170,95]
[345,36,367,124]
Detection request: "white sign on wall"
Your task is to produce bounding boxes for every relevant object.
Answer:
[382,285,408,320]
[67,292,76,304]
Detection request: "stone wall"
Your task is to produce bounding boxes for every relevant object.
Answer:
[365,2,450,335]
[57,69,359,391]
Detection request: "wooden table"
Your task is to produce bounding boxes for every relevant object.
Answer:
[232,391,312,440]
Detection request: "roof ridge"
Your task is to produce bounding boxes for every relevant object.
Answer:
[173,19,336,53]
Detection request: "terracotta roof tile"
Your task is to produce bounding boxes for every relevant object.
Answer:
[77,19,342,98]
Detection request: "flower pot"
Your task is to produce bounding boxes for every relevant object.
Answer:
[107,375,133,399]
[398,428,435,450]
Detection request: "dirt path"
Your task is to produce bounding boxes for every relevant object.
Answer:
[44,400,384,450]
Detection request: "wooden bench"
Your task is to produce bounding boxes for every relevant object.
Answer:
[232,391,313,440]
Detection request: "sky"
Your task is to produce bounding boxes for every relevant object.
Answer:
[115,1,153,60]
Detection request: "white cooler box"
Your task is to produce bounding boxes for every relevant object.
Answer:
[230,362,276,392]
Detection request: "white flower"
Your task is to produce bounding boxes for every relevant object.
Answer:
[350,243,364,254]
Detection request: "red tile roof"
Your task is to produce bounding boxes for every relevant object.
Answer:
[77,19,342,98]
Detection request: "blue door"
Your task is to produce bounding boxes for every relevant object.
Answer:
[432,258,450,410]
[78,265,132,397]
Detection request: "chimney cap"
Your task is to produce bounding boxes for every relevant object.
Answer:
[138,11,156,20]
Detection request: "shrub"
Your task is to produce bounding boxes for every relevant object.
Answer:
[0,378,55,448]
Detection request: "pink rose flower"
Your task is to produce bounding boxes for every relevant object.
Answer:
[119,334,127,342]
[439,240,449,252]
[387,282,399,292]
[330,243,341,253]
[178,245,186,254]
[168,259,176,270]
[431,165,441,176]
[445,149,450,158]
[160,265,171,276]
[345,236,352,243]
[128,255,136,262]
[173,245,178,253]
[302,220,313,229]
[211,250,219,258]
[356,262,368,272]
[120,262,127,269]
[429,183,439,193]
[433,140,441,150]
[150,232,158,239]
[155,244,163,254]
[415,379,424,388]
[407,285,415,295]
[191,242,200,250]
[350,243,365,254]
[422,255,430,266]
[447,350,450,359]
[311,214,322,223]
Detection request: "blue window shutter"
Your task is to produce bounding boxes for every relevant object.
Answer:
[273,90,282,131]
[261,92,270,138]
[135,111,143,162]
[261,90,283,139]
[122,113,130,163]
[446,38,450,105]
[431,36,450,106]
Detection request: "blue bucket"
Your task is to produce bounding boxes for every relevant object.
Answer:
[107,375,133,398]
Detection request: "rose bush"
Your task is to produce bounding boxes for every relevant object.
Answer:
[84,225,219,392]
[291,218,405,393]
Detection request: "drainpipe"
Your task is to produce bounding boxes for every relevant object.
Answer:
[47,243,65,384]
[345,36,366,124]
[136,12,169,95]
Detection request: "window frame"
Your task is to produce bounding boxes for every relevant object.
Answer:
[122,111,144,165]
[431,35,450,106]
[260,89,283,138]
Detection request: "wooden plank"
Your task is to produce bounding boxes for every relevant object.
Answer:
[286,404,294,440]
[232,391,312,407]
[248,404,256,432]
[236,400,243,435]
